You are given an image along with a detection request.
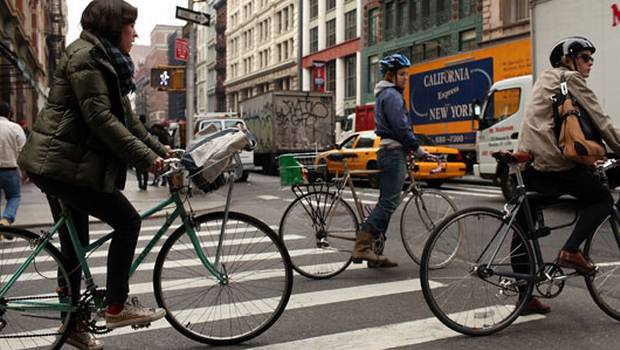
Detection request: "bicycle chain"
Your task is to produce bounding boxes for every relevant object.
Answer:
[0,295,66,338]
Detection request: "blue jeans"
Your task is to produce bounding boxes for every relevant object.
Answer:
[361,148,407,237]
[0,169,21,223]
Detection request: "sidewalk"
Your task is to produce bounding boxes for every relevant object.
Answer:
[11,172,226,229]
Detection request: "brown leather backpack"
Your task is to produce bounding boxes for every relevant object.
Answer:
[553,73,605,165]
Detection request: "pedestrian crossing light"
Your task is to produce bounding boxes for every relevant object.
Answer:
[150,66,186,91]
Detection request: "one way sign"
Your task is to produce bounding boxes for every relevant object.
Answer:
[175,6,210,26]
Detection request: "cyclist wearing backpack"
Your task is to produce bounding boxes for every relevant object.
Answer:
[352,53,435,267]
[514,36,620,314]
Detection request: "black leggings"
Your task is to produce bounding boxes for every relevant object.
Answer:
[30,174,141,305]
[511,165,613,276]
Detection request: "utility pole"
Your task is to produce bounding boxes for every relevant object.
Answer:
[186,0,196,148]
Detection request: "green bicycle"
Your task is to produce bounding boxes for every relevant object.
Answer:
[0,151,293,349]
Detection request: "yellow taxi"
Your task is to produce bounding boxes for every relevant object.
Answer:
[315,131,467,188]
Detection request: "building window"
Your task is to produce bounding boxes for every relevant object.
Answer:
[436,0,451,25]
[422,0,430,17]
[326,60,336,93]
[345,55,356,98]
[501,0,529,24]
[411,43,424,63]
[310,0,318,18]
[459,29,477,51]
[283,7,289,31]
[310,27,318,53]
[327,0,336,12]
[326,19,336,47]
[384,1,395,40]
[396,1,407,34]
[459,0,477,18]
[345,10,356,40]
[368,8,379,45]
[367,55,379,93]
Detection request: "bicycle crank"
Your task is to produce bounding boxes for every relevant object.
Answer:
[535,263,565,298]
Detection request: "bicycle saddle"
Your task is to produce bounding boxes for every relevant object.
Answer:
[327,153,358,161]
[492,151,533,164]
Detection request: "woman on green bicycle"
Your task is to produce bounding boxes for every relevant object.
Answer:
[18,1,168,348]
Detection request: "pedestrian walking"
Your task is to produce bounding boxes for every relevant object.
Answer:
[0,101,26,238]
[136,115,150,190]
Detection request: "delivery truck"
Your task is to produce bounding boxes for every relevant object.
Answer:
[240,91,335,174]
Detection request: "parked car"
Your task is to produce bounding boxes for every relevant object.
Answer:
[314,131,466,188]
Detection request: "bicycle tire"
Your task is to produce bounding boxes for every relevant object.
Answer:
[420,207,535,336]
[584,213,620,321]
[153,211,293,345]
[279,191,357,279]
[0,226,75,350]
[400,189,459,268]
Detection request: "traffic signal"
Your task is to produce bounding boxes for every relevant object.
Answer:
[150,66,186,91]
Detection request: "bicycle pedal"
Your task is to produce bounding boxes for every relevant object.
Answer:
[131,322,151,330]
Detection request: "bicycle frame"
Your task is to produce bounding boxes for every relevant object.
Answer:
[0,170,239,313]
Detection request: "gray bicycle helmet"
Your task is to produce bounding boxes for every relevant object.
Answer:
[549,36,596,67]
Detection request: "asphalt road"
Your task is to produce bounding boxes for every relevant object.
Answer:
[10,172,620,350]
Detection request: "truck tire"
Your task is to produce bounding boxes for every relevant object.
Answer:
[367,161,379,189]
[499,167,515,201]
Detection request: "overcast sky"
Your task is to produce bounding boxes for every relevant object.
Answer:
[66,0,190,46]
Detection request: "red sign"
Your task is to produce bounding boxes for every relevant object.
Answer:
[312,61,326,92]
[613,3,620,27]
[175,38,189,62]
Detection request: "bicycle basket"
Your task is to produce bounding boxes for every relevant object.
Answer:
[278,153,328,186]
[182,128,252,192]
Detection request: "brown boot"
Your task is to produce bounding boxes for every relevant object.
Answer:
[352,230,386,263]
[367,234,398,268]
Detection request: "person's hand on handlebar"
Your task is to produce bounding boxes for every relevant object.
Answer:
[148,157,165,174]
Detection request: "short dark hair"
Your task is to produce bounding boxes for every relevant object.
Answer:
[0,101,10,118]
[81,0,138,46]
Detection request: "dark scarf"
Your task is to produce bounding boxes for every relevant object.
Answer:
[101,38,136,96]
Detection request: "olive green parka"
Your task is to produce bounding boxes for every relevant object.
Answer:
[19,31,168,192]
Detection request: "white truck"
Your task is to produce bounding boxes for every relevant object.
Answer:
[193,112,255,182]
[474,0,620,199]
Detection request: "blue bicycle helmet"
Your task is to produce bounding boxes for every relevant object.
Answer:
[379,53,411,75]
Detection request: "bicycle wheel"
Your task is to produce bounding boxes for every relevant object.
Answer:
[153,211,293,346]
[420,207,535,336]
[585,213,620,320]
[400,189,458,268]
[0,227,75,350]
[279,191,357,279]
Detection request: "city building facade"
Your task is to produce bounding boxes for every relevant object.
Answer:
[133,24,182,123]
[0,0,67,127]
[361,0,482,103]
[481,0,529,44]
[301,0,362,117]
[225,0,298,112]
[196,0,227,114]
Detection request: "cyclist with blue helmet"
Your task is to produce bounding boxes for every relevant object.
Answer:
[352,53,436,267]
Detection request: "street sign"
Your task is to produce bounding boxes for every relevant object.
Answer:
[175,6,210,26]
[175,38,189,62]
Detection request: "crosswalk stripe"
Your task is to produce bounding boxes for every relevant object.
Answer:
[10,279,446,350]
[441,189,499,198]
[250,310,545,350]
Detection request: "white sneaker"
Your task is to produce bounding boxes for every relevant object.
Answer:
[65,330,104,350]
[105,297,166,329]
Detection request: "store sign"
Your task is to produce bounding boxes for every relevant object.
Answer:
[175,38,189,62]
[312,61,326,93]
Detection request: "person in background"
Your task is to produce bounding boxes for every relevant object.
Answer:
[0,101,27,237]
[150,122,172,186]
[135,114,150,190]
